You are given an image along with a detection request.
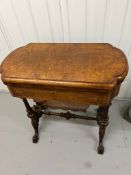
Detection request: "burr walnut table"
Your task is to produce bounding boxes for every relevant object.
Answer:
[0,43,128,154]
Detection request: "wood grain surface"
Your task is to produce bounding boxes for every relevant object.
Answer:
[1,43,128,90]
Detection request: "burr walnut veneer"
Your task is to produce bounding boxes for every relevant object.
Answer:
[0,43,128,154]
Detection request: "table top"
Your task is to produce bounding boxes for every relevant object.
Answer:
[1,43,128,90]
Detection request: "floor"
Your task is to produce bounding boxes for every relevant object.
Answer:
[0,92,131,175]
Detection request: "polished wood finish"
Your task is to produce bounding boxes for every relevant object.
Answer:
[0,43,128,154]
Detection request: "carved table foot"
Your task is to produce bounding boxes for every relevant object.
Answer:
[32,133,39,143]
[31,117,39,143]
[98,143,104,154]
[22,98,43,143]
[97,105,109,154]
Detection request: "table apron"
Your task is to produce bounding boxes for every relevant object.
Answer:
[7,84,113,106]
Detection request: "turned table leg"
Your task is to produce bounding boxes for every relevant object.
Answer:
[22,98,110,154]
[97,105,109,154]
[22,98,43,143]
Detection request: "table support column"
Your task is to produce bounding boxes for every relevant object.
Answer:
[97,105,109,154]
[22,98,43,143]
